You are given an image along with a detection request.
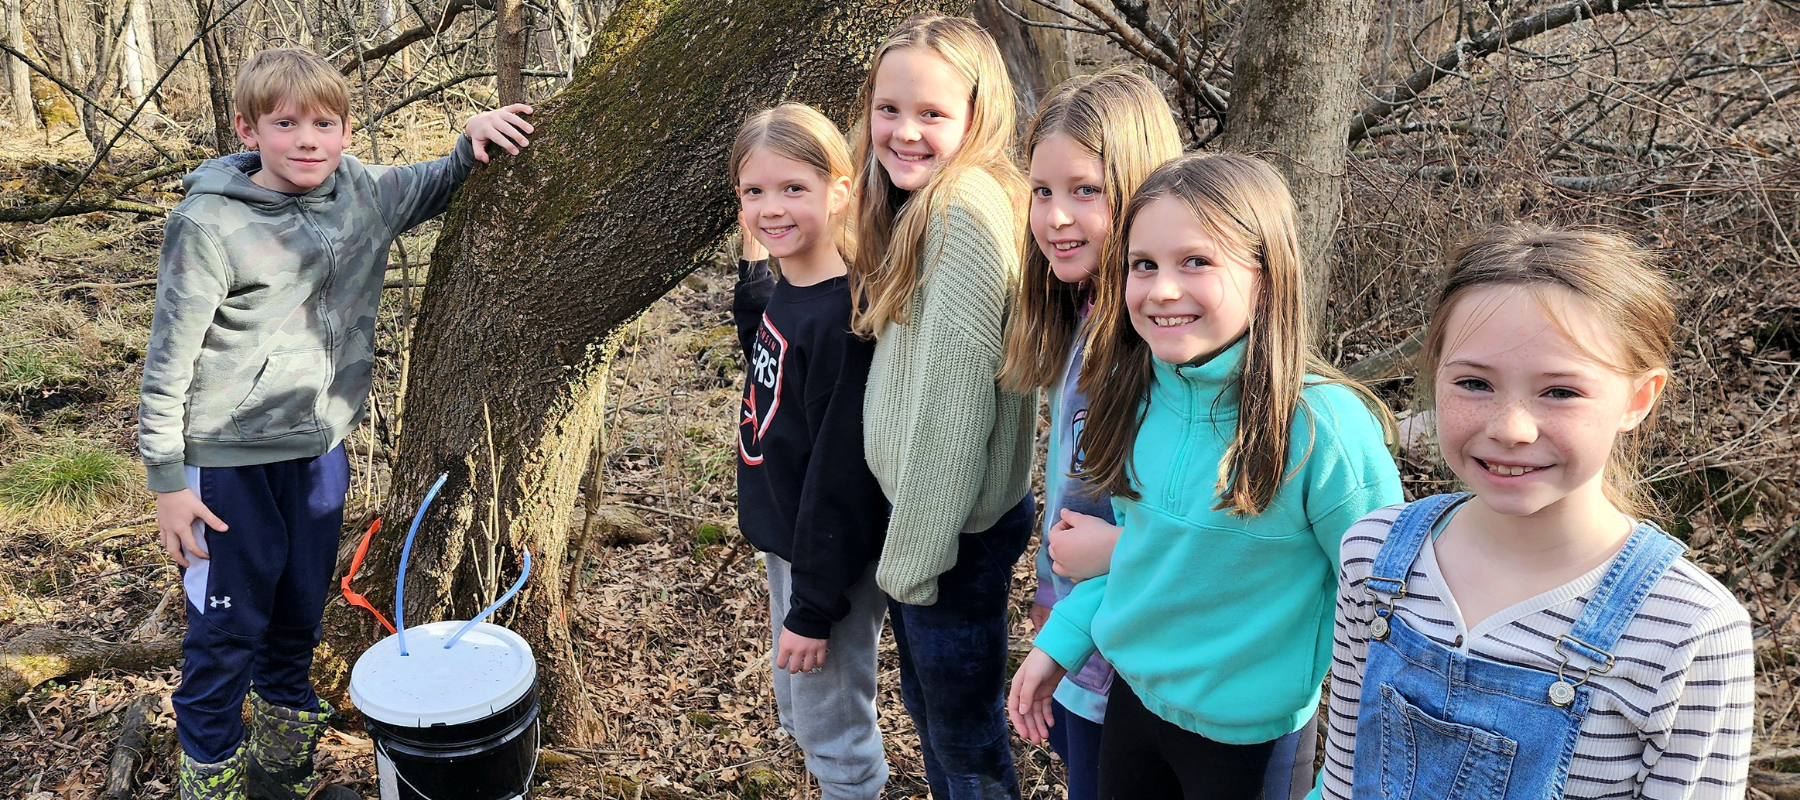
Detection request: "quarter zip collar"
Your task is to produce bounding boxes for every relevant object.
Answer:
[1149,336,1246,420]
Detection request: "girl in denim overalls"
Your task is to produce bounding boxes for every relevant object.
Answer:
[1315,225,1755,800]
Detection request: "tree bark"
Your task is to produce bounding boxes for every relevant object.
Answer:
[194,0,236,153]
[494,0,528,104]
[333,0,964,746]
[1219,0,1379,339]
[2,0,32,128]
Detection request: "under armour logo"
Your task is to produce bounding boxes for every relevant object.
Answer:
[209,596,231,609]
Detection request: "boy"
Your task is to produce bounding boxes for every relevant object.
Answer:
[139,48,531,800]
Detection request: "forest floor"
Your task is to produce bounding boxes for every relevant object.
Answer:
[1,124,1798,800]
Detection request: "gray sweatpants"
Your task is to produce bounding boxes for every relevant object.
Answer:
[764,555,889,800]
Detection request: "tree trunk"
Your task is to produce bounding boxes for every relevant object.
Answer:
[121,0,153,109]
[974,0,1069,128]
[1219,0,1379,340]
[2,0,33,129]
[330,0,964,747]
[196,0,235,154]
[494,0,528,104]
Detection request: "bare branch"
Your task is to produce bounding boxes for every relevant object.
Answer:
[1727,82,1800,131]
[0,41,179,161]
[1346,0,1747,143]
[338,0,481,75]
[366,69,561,125]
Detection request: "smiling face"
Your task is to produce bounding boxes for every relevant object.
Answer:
[1434,285,1666,518]
[1123,196,1262,365]
[736,148,850,267]
[868,47,972,192]
[234,101,353,193]
[1030,133,1110,285]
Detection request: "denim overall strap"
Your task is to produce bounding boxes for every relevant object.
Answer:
[1364,493,1469,600]
[1547,522,1686,701]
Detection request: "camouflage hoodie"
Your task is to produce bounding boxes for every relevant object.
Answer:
[138,137,476,492]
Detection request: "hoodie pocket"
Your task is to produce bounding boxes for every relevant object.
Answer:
[231,349,329,440]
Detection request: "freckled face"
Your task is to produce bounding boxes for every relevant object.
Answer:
[1123,197,1261,365]
[1434,285,1663,517]
[1029,134,1110,284]
[869,47,972,192]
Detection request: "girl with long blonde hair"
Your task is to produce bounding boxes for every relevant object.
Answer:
[1008,154,1401,799]
[995,67,1180,800]
[848,15,1035,797]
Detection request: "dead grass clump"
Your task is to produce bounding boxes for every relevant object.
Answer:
[0,438,141,527]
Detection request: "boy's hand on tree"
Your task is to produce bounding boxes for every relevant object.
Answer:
[1008,648,1065,744]
[1048,509,1121,582]
[155,489,226,568]
[776,627,828,674]
[467,104,535,162]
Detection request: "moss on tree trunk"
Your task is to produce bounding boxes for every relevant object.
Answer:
[328,0,965,746]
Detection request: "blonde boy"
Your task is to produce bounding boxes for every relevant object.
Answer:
[138,48,531,800]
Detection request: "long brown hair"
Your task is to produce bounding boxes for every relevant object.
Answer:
[1422,225,1675,516]
[998,68,1183,392]
[847,15,1026,337]
[730,103,857,262]
[1078,153,1395,512]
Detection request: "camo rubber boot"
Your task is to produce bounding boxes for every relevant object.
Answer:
[180,743,247,800]
[245,693,361,800]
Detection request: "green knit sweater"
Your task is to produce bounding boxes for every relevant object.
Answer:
[865,168,1038,605]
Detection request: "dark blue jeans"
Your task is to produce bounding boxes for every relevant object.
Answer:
[887,495,1034,800]
[173,445,349,763]
[1050,700,1103,800]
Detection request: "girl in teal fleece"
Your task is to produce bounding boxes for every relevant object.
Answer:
[1007,153,1402,800]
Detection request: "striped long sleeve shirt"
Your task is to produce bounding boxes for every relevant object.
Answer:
[1320,505,1755,800]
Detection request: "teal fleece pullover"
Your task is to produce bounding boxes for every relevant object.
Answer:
[138,138,476,492]
[1032,339,1402,744]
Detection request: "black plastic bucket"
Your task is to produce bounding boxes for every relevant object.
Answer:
[368,683,539,800]
[351,620,540,800]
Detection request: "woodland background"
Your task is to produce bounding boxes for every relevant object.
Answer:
[0,0,1797,797]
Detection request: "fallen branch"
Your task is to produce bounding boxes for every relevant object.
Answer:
[1753,768,1800,800]
[1726,520,1800,590]
[102,694,159,800]
[617,500,710,523]
[62,279,158,292]
[0,627,181,706]
[0,199,169,222]
[1345,330,1425,383]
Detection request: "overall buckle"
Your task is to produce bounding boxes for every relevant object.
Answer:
[1548,634,1615,707]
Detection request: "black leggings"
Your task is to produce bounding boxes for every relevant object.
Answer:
[1098,679,1277,800]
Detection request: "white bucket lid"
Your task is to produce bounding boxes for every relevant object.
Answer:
[350,620,536,727]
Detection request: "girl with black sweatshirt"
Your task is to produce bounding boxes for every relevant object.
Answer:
[729,103,891,800]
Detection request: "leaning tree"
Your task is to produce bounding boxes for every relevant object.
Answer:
[330,0,962,745]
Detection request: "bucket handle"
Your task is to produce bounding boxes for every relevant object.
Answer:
[376,724,539,800]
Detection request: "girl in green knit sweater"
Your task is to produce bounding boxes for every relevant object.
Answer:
[844,14,1037,799]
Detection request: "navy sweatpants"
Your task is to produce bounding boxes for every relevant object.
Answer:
[173,445,349,763]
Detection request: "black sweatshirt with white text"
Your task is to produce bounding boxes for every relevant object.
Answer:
[732,258,887,639]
